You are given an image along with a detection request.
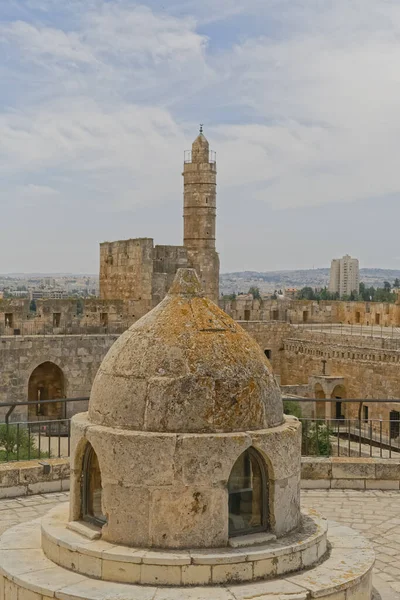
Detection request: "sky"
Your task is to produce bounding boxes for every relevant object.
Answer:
[1,0,400,274]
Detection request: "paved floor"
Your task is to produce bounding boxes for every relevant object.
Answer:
[302,489,400,595]
[0,490,398,595]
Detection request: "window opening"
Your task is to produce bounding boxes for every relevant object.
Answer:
[82,444,106,527]
[228,448,268,537]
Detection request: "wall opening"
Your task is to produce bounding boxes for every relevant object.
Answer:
[390,411,400,439]
[355,311,361,324]
[375,313,380,325]
[28,362,65,421]
[302,311,308,323]
[228,448,268,537]
[82,443,107,527]
[4,314,13,328]
[264,349,272,360]
[272,310,279,321]
[363,405,369,422]
[331,385,346,420]
[100,313,109,327]
[244,309,251,321]
[53,313,61,328]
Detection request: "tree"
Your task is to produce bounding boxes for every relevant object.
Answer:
[394,278,400,288]
[384,281,392,292]
[297,287,315,300]
[29,300,37,313]
[248,286,261,300]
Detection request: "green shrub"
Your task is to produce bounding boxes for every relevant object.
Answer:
[283,400,302,419]
[302,422,332,456]
[0,424,48,461]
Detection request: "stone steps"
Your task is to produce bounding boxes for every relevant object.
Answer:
[0,518,374,599]
[41,505,328,586]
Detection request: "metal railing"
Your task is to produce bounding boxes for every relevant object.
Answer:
[291,322,400,349]
[283,397,400,458]
[0,397,89,462]
[0,396,400,462]
[0,322,130,337]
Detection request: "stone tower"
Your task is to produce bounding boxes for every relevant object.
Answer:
[183,128,220,302]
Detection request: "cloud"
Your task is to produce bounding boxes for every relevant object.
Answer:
[1,0,400,271]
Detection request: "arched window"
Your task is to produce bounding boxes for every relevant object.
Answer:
[82,444,106,527]
[228,448,268,537]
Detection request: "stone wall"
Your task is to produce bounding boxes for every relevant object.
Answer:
[238,321,292,375]
[0,335,118,419]
[0,458,69,498]
[0,298,135,336]
[221,296,400,326]
[99,238,154,303]
[152,245,189,306]
[301,457,400,490]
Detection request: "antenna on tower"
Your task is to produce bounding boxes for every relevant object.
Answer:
[199,124,203,134]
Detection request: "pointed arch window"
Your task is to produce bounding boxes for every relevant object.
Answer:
[228,448,268,537]
[82,444,106,527]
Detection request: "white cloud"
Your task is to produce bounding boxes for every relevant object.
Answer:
[1,0,400,271]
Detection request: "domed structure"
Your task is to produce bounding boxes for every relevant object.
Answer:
[0,267,375,600]
[89,268,283,433]
[69,269,301,550]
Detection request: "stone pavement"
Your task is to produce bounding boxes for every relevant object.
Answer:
[302,489,400,596]
[0,490,398,595]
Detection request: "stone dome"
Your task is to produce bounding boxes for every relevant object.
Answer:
[89,268,283,433]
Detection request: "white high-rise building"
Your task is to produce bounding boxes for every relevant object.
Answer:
[328,255,360,296]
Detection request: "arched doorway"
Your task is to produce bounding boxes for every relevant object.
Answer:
[28,362,65,421]
[82,443,106,527]
[331,385,346,420]
[228,448,268,537]
[314,384,326,419]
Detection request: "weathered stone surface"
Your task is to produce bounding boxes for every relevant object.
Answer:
[331,458,376,480]
[301,458,332,481]
[271,473,301,536]
[173,433,250,486]
[149,486,227,549]
[252,417,301,481]
[88,269,284,434]
[101,485,150,548]
[86,428,176,487]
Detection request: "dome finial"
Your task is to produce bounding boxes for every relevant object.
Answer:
[199,123,203,134]
[168,268,204,297]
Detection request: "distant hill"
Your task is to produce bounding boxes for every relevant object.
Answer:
[220,268,400,295]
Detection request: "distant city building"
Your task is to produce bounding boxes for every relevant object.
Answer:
[8,290,29,298]
[284,288,297,299]
[31,289,69,300]
[328,255,360,296]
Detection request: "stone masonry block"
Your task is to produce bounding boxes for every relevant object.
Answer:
[331,459,376,480]
[301,458,332,480]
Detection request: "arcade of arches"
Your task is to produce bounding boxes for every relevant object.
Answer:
[28,362,65,421]
[314,382,346,420]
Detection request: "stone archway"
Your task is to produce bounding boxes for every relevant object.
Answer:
[28,362,65,421]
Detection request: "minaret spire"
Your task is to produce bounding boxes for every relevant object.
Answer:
[182,131,220,302]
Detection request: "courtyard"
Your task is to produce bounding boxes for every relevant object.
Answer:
[0,489,398,597]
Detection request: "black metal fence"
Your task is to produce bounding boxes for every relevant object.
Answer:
[0,397,399,462]
[283,397,400,458]
[0,323,130,337]
[0,397,88,462]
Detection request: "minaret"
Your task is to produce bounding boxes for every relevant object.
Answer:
[183,126,220,301]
